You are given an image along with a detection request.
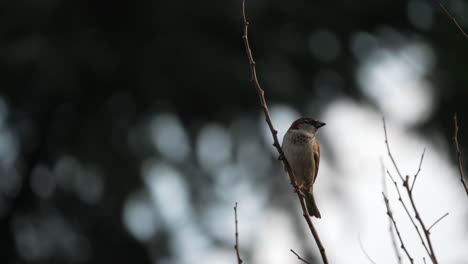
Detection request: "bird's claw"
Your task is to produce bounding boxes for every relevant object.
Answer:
[294,183,306,198]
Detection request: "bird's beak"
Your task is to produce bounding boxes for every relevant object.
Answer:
[316,121,326,128]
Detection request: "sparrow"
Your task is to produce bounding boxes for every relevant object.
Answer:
[281,117,326,218]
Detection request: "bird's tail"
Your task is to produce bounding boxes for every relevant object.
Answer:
[304,191,321,218]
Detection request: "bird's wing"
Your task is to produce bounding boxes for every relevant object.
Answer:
[313,141,320,183]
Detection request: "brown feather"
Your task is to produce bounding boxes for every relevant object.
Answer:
[289,117,319,130]
[313,141,320,184]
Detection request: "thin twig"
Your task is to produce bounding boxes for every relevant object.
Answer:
[290,249,312,264]
[383,118,404,181]
[453,114,468,196]
[382,193,414,264]
[234,203,243,264]
[387,170,431,256]
[383,120,439,264]
[406,180,438,264]
[358,234,377,264]
[411,149,426,192]
[433,0,468,38]
[428,212,449,233]
[381,159,402,264]
[241,1,329,263]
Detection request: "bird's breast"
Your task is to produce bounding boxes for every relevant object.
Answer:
[282,132,316,185]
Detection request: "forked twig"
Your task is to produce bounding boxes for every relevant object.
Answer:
[453,114,468,196]
[234,203,243,264]
[290,249,312,264]
[381,159,402,264]
[382,193,414,264]
[383,119,439,264]
[406,183,438,264]
[386,171,431,257]
[428,213,449,233]
[241,1,329,263]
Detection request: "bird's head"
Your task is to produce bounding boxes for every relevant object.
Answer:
[288,117,326,135]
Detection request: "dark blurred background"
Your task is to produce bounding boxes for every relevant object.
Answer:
[1,0,468,263]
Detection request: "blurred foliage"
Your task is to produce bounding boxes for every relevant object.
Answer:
[0,0,467,263]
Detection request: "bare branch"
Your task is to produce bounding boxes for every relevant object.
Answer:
[411,149,426,192]
[381,159,402,264]
[428,212,449,233]
[387,170,431,256]
[234,203,243,264]
[406,178,439,264]
[383,120,439,264]
[290,249,312,264]
[433,0,468,38]
[383,118,404,181]
[382,192,414,264]
[241,1,329,263]
[453,114,468,196]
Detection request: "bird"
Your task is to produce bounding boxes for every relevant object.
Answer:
[281,117,326,218]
